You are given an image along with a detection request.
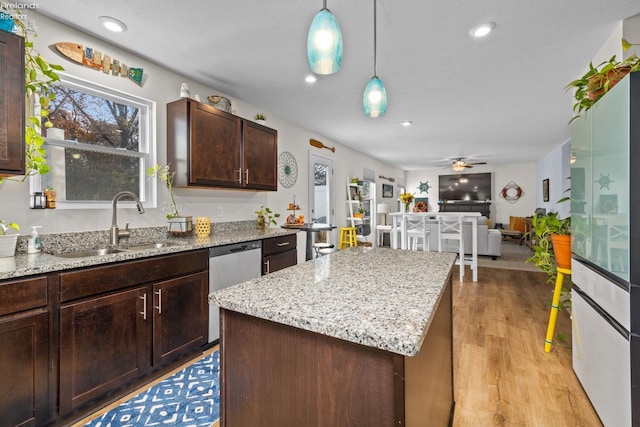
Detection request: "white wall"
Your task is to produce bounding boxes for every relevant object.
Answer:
[0,11,403,260]
[535,140,571,219]
[405,162,537,227]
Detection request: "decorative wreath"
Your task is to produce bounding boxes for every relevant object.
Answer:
[413,201,428,212]
[500,181,523,204]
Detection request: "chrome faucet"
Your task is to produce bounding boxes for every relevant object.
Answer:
[110,191,145,245]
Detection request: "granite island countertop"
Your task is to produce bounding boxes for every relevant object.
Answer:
[210,247,456,357]
[0,223,297,281]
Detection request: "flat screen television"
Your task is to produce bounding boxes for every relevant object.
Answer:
[438,172,492,201]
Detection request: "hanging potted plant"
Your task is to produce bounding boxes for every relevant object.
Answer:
[0,8,63,255]
[565,38,640,124]
[526,212,571,281]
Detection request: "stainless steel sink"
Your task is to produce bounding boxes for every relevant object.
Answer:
[54,248,128,258]
[124,242,184,251]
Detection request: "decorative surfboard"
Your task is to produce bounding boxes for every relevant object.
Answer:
[54,42,144,86]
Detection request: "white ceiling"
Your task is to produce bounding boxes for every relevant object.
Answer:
[28,0,640,170]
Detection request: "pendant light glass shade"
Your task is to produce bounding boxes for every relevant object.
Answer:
[363,0,387,118]
[307,6,343,75]
[363,76,387,118]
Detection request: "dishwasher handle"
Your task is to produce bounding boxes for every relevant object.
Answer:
[230,245,251,253]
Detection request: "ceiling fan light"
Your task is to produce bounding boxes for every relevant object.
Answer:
[307,7,343,75]
[363,76,387,118]
[452,164,466,172]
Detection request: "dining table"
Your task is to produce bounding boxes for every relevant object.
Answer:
[389,211,480,282]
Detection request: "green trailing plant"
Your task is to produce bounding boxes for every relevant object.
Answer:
[0,7,63,185]
[254,113,267,121]
[147,164,180,219]
[255,206,280,227]
[0,220,19,236]
[565,38,640,124]
[525,212,571,281]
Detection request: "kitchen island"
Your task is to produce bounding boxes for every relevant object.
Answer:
[210,247,457,426]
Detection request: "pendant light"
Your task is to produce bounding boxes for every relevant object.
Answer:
[363,0,387,118]
[307,0,343,75]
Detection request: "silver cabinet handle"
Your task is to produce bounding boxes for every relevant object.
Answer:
[155,289,162,314]
[264,260,270,274]
[140,293,147,320]
[244,169,249,185]
[276,242,290,247]
[237,168,242,184]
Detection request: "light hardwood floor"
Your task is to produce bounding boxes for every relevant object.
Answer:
[76,265,600,427]
[452,266,601,426]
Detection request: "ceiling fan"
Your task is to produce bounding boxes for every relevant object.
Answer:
[450,158,487,172]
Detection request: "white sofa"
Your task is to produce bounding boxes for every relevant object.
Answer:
[420,216,502,259]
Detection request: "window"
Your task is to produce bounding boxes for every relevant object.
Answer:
[37,74,156,208]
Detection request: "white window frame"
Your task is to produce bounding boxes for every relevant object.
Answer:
[31,73,157,210]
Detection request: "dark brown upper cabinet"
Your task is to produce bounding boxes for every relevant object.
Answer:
[0,31,25,176]
[167,98,277,190]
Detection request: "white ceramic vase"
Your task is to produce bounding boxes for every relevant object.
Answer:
[0,234,18,258]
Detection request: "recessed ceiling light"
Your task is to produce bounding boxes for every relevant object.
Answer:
[469,22,496,38]
[98,16,128,33]
[305,75,317,83]
[401,121,413,127]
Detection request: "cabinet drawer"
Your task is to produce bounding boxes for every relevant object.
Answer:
[59,249,208,302]
[0,276,47,316]
[263,234,297,256]
[263,250,297,275]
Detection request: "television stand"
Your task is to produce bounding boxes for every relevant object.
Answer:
[438,201,490,217]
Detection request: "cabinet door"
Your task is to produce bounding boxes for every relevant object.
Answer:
[59,287,149,415]
[152,271,207,366]
[190,101,242,187]
[0,311,49,427]
[242,121,277,190]
[0,31,25,176]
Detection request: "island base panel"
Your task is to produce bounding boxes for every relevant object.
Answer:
[220,277,453,427]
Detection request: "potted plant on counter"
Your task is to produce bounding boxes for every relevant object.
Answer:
[526,212,571,282]
[148,164,192,234]
[255,206,280,230]
[565,38,640,124]
[0,220,20,258]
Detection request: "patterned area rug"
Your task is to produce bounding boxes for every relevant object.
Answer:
[85,351,220,427]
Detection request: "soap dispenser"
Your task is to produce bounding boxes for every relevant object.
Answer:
[27,226,42,254]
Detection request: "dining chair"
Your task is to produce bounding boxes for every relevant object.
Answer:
[405,215,430,252]
[437,215,467,281]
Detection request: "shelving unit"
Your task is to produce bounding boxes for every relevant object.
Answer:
[346,180,371,242]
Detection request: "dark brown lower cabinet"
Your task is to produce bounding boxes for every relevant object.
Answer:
[57,250,208,418]
[59,286,149,415]
[152,271,208,366]
[262,234,297,274]
[0,310,49,427]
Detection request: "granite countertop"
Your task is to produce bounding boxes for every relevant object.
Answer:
[0,222,297,281]
[210,247,456,357]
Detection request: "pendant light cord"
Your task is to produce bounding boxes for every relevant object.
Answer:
[373,0,378,77]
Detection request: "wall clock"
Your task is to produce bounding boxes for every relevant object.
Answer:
[278,151,298,188]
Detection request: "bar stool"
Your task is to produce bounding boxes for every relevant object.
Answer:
[545,266,571,352]
[339,227,357,249]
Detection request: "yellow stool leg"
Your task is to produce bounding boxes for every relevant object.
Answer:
[544,267,571,352]
[349,228,357,247]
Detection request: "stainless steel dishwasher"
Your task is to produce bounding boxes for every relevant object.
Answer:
[208,240,262,344]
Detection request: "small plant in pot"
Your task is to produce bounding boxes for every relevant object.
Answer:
[0,220,20,258]
[148,164,193,234]
[255,206,280,230]
[526,212,571,282]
